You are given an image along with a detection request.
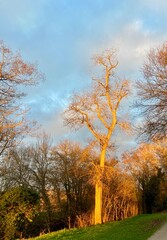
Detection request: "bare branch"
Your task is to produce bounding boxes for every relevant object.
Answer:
[136,42,167,140]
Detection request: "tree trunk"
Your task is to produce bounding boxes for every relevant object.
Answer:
[42,190,52,232]
[95,147,106,224]
[95,182,102,224]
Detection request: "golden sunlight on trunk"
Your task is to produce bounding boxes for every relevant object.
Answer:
[95,182,102,224]
[95,147,106,224]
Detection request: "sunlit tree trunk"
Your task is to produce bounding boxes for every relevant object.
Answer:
[95,147,106,224]
[95,182,102,224]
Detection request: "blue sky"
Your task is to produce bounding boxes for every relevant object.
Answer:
[1,0,167,154]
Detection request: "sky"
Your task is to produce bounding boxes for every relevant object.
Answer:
[0,0,167,155]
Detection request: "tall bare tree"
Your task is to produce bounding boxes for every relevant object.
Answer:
[0,40,44,155]
[63,49,130,224]
[136,42,167,140]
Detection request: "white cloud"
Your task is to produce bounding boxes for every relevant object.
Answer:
[139,0,167,11]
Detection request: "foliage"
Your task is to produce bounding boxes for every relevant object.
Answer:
[28,213,167,240]
[25,211,67,238]
[0,186,40,239]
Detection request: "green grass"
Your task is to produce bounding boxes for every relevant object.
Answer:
[29,213,167,240]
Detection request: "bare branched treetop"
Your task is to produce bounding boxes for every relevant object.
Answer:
[63,49,130,152]
[0,40,44,156]
[136,42,167,141]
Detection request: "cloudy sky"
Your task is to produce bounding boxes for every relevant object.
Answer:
[1,0,167,155]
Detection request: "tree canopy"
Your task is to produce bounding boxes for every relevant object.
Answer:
[137,42,167,140]
[0,40,44,156]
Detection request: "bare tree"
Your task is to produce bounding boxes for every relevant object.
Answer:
[63,49,130,224]
[123,142,166,213]
[51,140,94,228]
[0,147,31,191]
[0,40,44,155]
[136,42,167,140]
[29,133,52,232]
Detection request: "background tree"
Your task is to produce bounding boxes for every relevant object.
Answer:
[50,140,94,228]
[136,42,167,140]
[64,49,130,224]
[28,134,52,232]
[153,138,167,211]
[123,142,166,214]
[0,147,31,192]
[102,159,138,222]
[0,40,44,156]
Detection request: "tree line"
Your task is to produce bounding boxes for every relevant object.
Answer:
[0,40,166,239]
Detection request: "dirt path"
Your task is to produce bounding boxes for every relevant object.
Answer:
[148,222,167,240]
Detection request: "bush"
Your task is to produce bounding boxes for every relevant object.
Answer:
[0,186,40,240]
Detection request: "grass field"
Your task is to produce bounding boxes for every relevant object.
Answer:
[29,213,167,240]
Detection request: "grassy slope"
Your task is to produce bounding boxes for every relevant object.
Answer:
[29,213,167,240]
